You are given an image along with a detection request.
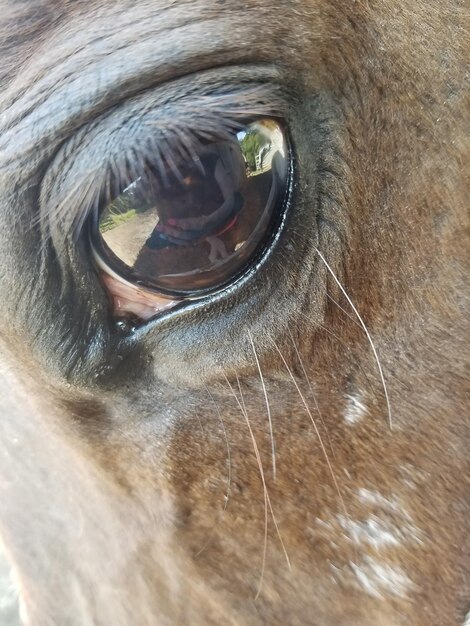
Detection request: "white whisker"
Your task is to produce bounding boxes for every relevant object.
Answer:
[248,330,276,480]
[224,374,291,599]
[234,375,291,582]
[315,248,393,430]
[206,388,232,512]
[225,374,268,598]
[287,327,336,460]
[326,291,362,328]
[296,311,377,390]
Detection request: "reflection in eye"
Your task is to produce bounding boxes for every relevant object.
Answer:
[92,119,289,298]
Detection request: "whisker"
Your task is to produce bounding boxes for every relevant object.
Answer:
[287,327,336,460]
[234,376,290,575]
[296,311,377,392]
[248,330,276,480]
[315,248,393,430]
[224,374,268,598]
[206,388,232,513]
[326,292,362,328]
[224,374,291,599]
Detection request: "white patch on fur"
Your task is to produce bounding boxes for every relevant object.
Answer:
[330,489,424,600]
[344,393,367,425]
[322,489,423,599]
[357,488,401,513]
[351,557,414,599]
[354,489,424,546]
[463,611,470,626]
[317,489,423,551]
[337,515,401,550]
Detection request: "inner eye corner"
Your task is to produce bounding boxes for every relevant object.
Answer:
[90,118,291,323]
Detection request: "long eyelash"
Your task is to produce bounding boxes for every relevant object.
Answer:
[39,85,283,254]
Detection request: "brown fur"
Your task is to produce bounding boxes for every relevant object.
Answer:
[0,1,468,624]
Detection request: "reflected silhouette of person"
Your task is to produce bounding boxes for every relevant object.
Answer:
[145,141,245,254]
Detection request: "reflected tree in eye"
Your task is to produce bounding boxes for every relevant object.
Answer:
[92,119,289,297]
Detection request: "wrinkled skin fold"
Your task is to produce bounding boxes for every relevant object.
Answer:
[0,1,468,625]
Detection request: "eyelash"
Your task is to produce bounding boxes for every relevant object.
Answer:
[38,85,285,253]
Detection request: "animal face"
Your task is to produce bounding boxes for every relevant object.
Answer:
[0,1,468,625]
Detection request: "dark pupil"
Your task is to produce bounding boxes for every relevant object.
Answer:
[96,119,288,295]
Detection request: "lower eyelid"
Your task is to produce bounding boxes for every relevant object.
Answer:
[100,271,178,321]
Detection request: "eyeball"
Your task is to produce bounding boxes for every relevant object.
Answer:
[91,119,289,299]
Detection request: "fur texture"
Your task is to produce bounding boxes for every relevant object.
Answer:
[0,1,468,624]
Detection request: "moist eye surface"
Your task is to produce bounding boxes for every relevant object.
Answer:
[91,119,289,298]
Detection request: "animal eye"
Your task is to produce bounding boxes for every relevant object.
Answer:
[91,119,289,304]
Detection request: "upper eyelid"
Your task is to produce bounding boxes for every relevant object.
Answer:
[0,2,289,188]
[38,71,288,248]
